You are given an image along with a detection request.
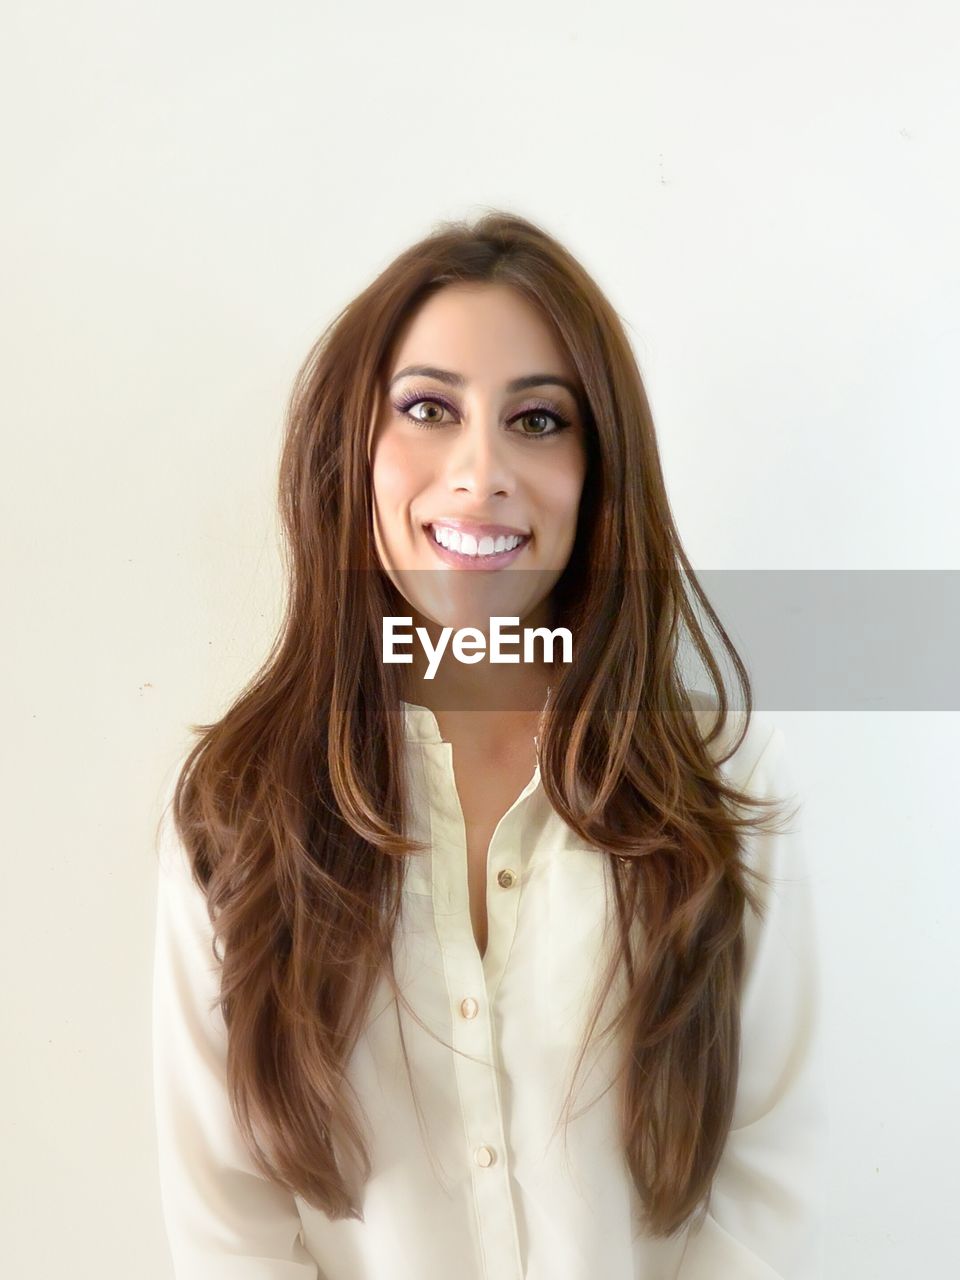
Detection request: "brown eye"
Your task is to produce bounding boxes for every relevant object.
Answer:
[410,400,446,423]
[392,396,454,429]
[392,391,572,439]
[518,412,553,435]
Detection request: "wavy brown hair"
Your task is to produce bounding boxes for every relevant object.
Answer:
[156,209,794,1239]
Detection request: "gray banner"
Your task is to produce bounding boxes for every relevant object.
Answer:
[355,569,960,711]
[686,570,960,710]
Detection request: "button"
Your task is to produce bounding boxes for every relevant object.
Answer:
[474,1145,496,1167]
[496,868,517,888]
[459,996,479,1019]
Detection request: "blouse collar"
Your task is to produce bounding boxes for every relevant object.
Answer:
[400,687,554,746]
[400,700,446,744]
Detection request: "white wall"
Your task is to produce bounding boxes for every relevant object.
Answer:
[2,1,956,1274]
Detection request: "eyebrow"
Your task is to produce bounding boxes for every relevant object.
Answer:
[388,364,582,400]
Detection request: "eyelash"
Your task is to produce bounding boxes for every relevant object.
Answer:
[392,389,572,439]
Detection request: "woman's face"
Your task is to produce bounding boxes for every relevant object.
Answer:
[368,282,588,635]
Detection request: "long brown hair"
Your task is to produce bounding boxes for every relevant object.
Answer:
[157,209,793,1238]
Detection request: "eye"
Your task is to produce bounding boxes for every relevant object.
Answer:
[391,391,572,439]
[514,407,570,438]
[394,395,453,427]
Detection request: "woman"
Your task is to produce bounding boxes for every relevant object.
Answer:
[152,211,827,1279]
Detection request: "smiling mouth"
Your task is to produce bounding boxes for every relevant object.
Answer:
[423,522,531,567]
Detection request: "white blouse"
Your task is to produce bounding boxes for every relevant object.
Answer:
[152,695,828,1279]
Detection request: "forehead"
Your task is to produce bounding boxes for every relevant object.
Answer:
[388,283,579,385]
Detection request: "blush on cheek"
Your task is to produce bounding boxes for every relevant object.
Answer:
[373,435,432,500]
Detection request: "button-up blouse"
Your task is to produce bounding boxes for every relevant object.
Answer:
[152,696,827,1279]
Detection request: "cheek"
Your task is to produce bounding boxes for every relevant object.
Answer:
[371,432,423,516]
[538,448,586,526]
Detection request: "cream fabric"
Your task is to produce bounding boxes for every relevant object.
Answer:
[152,695,827,1278]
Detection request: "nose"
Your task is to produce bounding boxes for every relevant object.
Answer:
[445,413,515,498]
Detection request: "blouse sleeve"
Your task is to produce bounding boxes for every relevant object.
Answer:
[151,773,322,1279]
[676,726,829,1280]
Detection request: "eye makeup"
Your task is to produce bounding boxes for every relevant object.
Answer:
[391,385,573,439]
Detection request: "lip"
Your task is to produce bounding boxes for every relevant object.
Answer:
[423,522,531,570]
[424,518,530,539]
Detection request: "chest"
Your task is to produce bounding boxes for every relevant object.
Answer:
[449,738,539,959]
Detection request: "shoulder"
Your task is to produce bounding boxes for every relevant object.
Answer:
[688,692,806,899]
[687,688,787,796]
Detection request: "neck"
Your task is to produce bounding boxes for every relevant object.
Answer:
[399,595,557,715]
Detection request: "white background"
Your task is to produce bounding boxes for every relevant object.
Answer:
[2,1,957,1275]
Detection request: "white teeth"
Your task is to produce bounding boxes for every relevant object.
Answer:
[430,526,524,557]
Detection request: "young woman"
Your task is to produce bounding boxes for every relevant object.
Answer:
[152,211,827,1279]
